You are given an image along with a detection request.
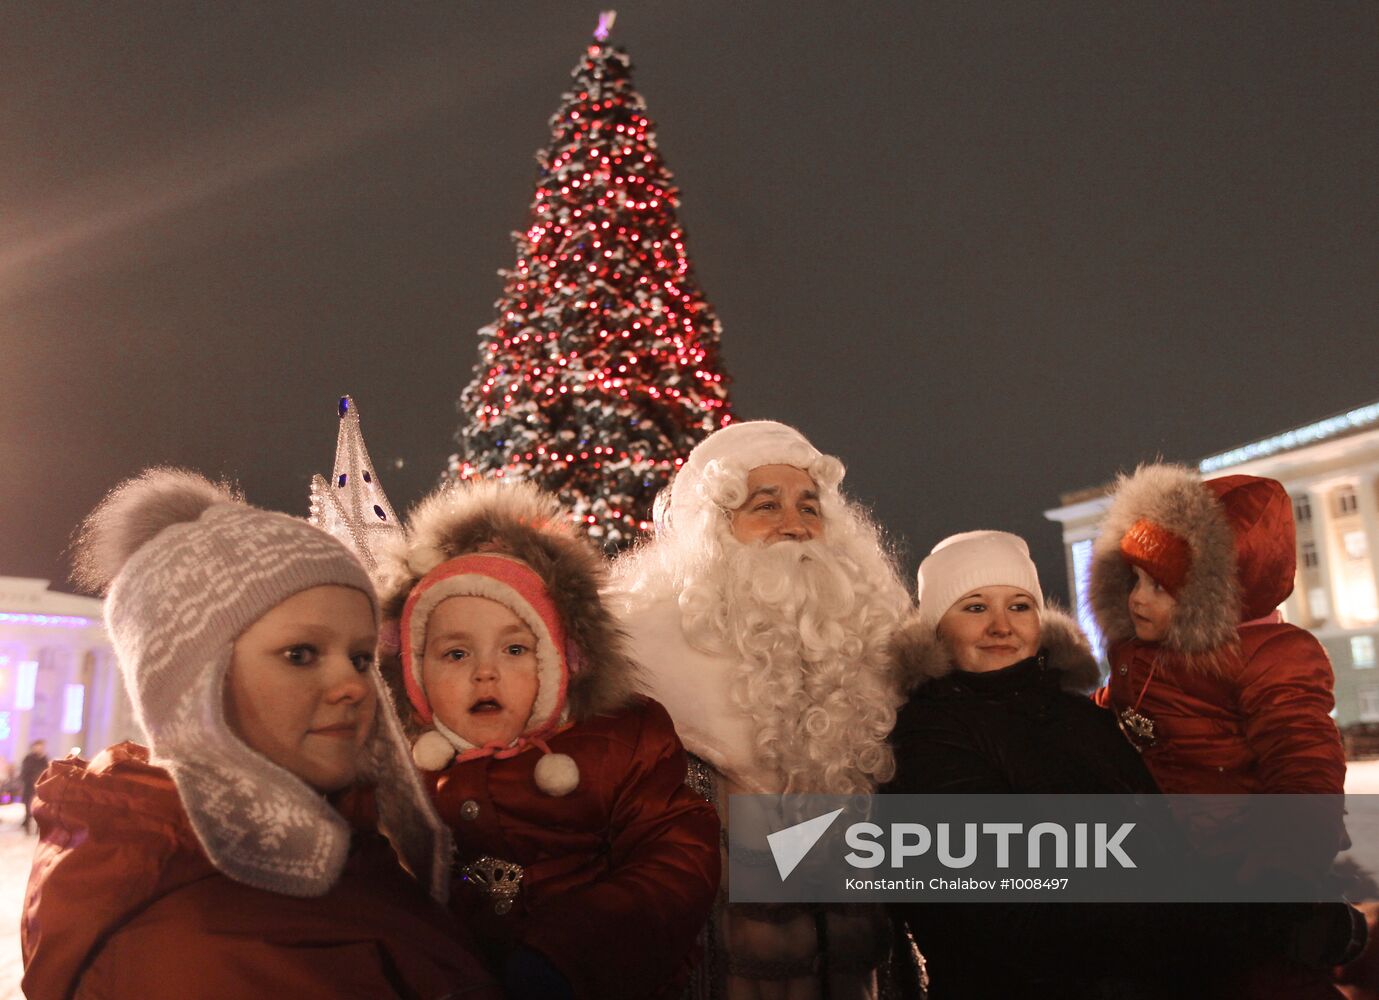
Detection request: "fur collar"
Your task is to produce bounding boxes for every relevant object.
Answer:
[1088,464,1241,671]
[891,603,1101,696]
[375,480,638,723]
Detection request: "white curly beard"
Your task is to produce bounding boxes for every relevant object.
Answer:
[678,535,903,795]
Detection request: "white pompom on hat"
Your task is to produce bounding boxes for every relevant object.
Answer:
[915,530,1045,633]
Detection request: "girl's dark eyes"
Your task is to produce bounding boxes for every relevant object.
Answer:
[284,646,374,670]
[1009,603,1032,612]
[284,645,317,666]
[443,649,469,661]
[962,603,987,614]
[505,643,531,656]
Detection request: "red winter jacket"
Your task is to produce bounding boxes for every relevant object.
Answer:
[1096,625,1344,797]
[22,743,499,1000]
[1090,468,1347,876]
[430,697,721,1000]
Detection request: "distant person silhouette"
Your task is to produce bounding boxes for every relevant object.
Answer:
[20,739,48,834]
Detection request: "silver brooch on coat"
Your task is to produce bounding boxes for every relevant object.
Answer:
[459,855,524,915]
[1117,707,1158,750]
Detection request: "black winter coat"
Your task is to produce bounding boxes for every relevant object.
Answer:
[887,647,1154,798]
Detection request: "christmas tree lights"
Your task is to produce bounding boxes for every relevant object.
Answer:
[448,13,732,549]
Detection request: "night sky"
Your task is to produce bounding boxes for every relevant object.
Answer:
[5,2,1377,602]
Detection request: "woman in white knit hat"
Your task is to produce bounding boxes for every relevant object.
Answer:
[884,530,1303,1000]
[886,529,1149,796]
[21,468,498,1000]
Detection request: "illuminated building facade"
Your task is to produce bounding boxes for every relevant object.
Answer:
[0,577,141,767]
[1045,401,1379,727]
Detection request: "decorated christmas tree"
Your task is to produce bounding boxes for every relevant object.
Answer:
[448,12,732,549]
[309,395,402,569]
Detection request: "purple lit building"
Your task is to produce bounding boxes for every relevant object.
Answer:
[0,577,141,768]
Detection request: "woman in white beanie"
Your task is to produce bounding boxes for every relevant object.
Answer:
[21,468,499,1000]
[884,531,1299,1000]
[886,528,1148,800]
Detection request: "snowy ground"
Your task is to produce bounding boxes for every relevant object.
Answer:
[0,802,35,1000]
[1353,760,1379,794]
[1,767,1379,998]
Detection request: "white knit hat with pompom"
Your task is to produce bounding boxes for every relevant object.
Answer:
[72,467,451,900]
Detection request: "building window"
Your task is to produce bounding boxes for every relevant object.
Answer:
[1344,530,1370,561]
[1294,496,1312,524]
[1309,587,1331,622]
[1302,541,1319,569]
[1360,684,1379,722]
[61,684,85,734]
[1336,486,1360,517]
[16,660,37,710]
[1354,635,1377,669]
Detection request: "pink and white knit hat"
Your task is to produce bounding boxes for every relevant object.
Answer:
[399,552,580,795]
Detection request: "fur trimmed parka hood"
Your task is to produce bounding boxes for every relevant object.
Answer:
[1089,464,1296,669]
[375,479,639,728]
[891,603,1101,696]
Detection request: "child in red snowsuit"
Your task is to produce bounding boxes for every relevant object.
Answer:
[376,480,720,1000]
[1091,464,1365,994]
[1090,467,1345,819]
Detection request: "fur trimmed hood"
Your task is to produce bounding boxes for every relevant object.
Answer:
[1088,464,1295,668]
[375,479,639,726]
[891,603,1101,696]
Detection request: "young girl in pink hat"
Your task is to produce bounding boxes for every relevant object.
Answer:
[376,479,720,1000]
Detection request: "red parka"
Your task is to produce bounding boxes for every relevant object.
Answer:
[1096,624,1344,797]
[22,744,500,1000]
[430,697,720,999]
[1090,467,1347,871]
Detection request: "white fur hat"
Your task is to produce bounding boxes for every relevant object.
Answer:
[664,420,844,532]
[915,530,1044,633]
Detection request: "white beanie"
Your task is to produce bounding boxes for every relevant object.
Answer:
[664,420,844,532]
[915,530,1044,632]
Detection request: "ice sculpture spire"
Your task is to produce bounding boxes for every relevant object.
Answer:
[309,395,401,569]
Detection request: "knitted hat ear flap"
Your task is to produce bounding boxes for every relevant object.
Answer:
[156,643,355,897]
[354,670,453,902]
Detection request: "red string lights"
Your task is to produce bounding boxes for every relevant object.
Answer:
[448,22,732,548]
